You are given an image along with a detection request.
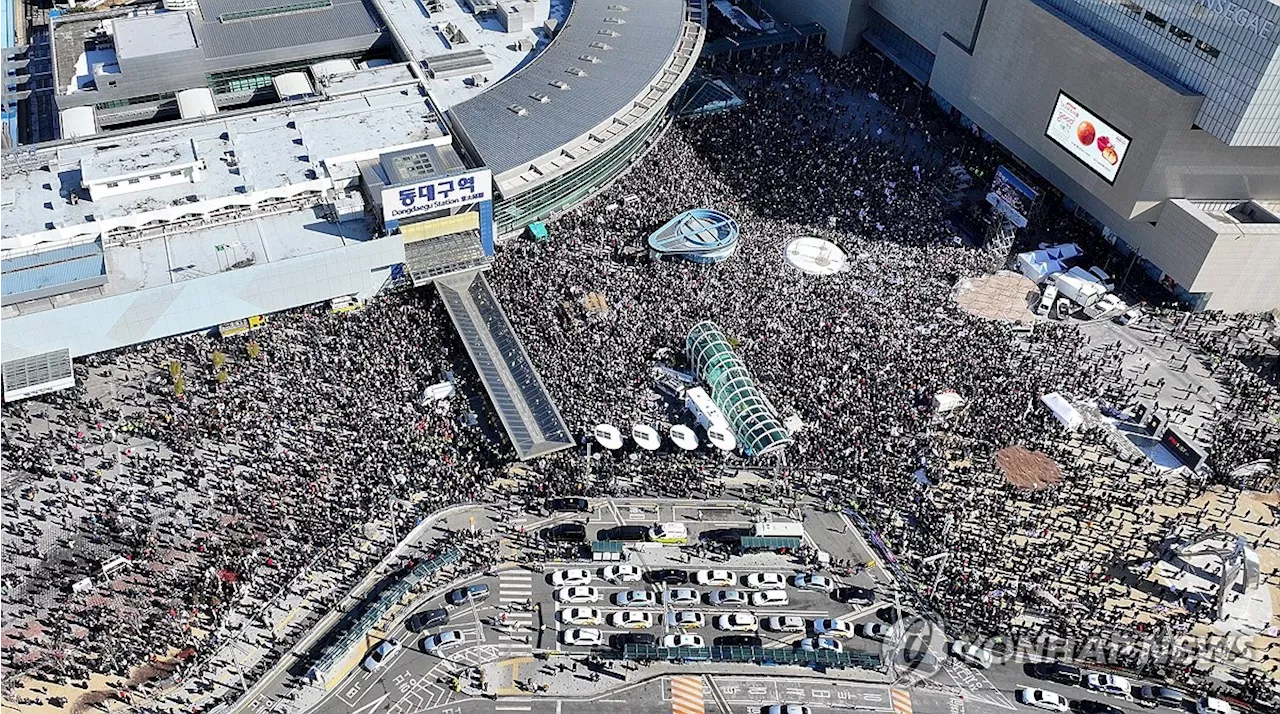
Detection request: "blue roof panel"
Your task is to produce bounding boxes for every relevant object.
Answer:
[1,254,107,297]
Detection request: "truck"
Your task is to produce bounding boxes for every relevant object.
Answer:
[752,521,805,539]
[217,315,266,338]
[1052,267,1109,309]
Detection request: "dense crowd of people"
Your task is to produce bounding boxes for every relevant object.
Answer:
[2,44,1277,710]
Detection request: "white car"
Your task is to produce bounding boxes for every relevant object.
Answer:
[421,630,463,653]
[745,572,786,589]
[614,589,655,607]
[551,569,593,587]
[1017,688,1070,713]
[601,564,642,583]
[556,586,601,604]
[855,622,890,641]
[708,589,747,606]
[561,607,602,626]
[791,574,835,592]
[667,611,705,629]
[694,569,737,586]
[949,641,993,668]
[1197,697,1234,714]
[751,590,789,607]
[812,618,854,638]
[798,637,843,652]
[1085,673,1132,698]
[610,611,652,629]
[561,628,603,646]
[362,639,400,670]
[663,588,700,605]
[716,613,759,631]
[663,633,705,648]
[764,615,806,633]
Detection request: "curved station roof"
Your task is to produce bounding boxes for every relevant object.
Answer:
[648,208,739,263]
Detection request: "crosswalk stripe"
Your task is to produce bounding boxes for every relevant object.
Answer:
[671,676,705,714]
[892,688,913,714]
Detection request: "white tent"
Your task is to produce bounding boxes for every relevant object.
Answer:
[669,425,699,451]
[932,390,965,412]
[59,106,97,139]
[1016,250,1066,284]
[593,424,623,450]
[1040,392,1084,430]
[707,427,736,452]
[420,382,455,403]
[176,88,217,119]
[631,424,660,451]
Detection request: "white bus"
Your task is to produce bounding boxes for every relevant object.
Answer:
[752,521,805,539]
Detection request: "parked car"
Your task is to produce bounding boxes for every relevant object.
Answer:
[798,637,843,652]
[550,569,593,587]
[715,613,759,631]
[764,706,811,714]
[812,618,854,638]
[714,635,762,648]
[561,607,602,626]
[601,564,643,582]
[709,589,747,606]
[1016,688,1070,713]
[1135,686,1186,709]
[694,569,737,586]
[610,632,656,649]
[832,586,875,606]
[406,608,448,633]
[561,628,603,646]
[663,588,699,605]
[667,611,705,629]
[546,497,589,512]
[362,639,400,671]
[1084,673,1132,699]
[610,611,652,629]
[645,568,689,585]
[899,647,938,670]
[1078,700,1125,714]
[596,525,649,541]
[745,572,786,589]
[1196,697,1234,714]
[421,630,464,653]
[948,641,993,668]
[751,590,789,607]
[445,584,490,606]
[700,528,746,544]
[791,574,836,592]
[556,586,601,604]
[1034,662,1083,686]
[855,622,889,641]
[875,605,902,623]
[764,615,806,633]
[615,589,656,607]
[543,523,587,542]
[663,634,705,648]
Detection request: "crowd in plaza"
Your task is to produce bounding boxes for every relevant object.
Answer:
[1,43,1277,711]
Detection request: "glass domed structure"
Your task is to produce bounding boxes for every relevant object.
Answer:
[685,321,791,457]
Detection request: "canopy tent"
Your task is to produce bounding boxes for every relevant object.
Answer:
[1016,243,1081,284]
[594,424,623,450]
[1040,392,1084,430]
[932,390,965,412]
[631,424,661,451]
[670,425,699,450]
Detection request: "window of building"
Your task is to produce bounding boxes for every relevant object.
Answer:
[127,178,141,184]
[218,0,331,22]
[1118,0,1142,14]
[1168,25,1193,42]
[1194,40,1220,59]
[105,182,118,188]
[1143,10,1167,28]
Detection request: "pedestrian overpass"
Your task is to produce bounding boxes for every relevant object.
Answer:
[435,269,574,460]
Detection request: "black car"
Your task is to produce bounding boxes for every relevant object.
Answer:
[1135,686,1186,709]
[543,523,587,542]
[1078,700,1125,714]
[611,632,656,649]
[875,605,902,624]
[699,528,747,544]
[645,568,689,585]
[832,586,876,606]
[596,525,649,541]
[406,607,449,633]
[900,648,939,670]
[1034,661,1084,686]
[714,635,763,648]
[445,584,490,606]
[547,497,589,513]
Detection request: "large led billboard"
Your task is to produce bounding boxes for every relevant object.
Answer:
[1045,92,1131,184]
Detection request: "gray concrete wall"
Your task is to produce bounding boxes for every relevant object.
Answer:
[759,0,865,55]
[868,0,984,55]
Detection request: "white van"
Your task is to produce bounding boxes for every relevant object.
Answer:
[1037,284,1059,316]
[647,522,688,544]
[752,521,805,538]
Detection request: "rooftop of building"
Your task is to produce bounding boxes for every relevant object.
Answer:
[113,11,197,60]
[2,73,444,242]
[448,0,690,177]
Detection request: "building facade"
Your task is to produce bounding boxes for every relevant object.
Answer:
[763,0,1280,312]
